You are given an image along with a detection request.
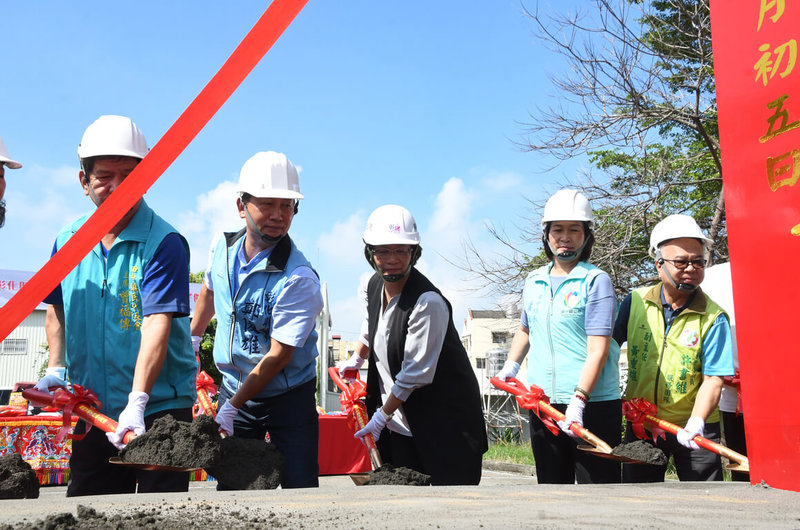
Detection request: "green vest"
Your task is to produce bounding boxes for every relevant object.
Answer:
[625,284,725,425]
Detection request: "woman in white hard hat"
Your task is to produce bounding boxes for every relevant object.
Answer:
[497,189,622,484]
[0,135,23,228]
[337,205,488,485]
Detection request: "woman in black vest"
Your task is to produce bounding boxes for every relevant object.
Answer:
[338,204,487,485]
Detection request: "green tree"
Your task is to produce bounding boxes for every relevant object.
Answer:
[463,0,723,296]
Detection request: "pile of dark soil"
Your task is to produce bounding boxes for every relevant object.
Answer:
[119,415,223,470]
[611,439,668,465]
[366,464,431,486]
[0,503,289,530]
[206,436,284,490]
[0,454,39,499]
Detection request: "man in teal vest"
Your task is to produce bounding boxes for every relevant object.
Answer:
[613,214,734,482]
[37,116,196,497]
[190,151,323,489]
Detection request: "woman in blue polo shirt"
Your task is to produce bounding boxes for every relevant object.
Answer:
[497,189,621,484]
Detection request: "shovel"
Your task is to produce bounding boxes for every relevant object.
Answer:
[623,398,749,473]
[328,367,382,485]
[490,377,648,464]
[22,386,200,472]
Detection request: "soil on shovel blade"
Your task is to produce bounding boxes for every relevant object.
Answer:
[206,436,284,490]
[119,414,283,489]
[0,453,39,499]
[365,463,431,486]
[611,439,668,465]
[119,414,223,470]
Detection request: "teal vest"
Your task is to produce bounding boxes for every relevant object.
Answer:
[523,261,621,404]
[57,200,196,418]
[210,231,319,398]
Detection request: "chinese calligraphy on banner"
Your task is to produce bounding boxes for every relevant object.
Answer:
[710,0,800,492]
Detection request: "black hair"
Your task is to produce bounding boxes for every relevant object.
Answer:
[542,221,594,262]
[0,199,5,229]
[80,155,140,181]
[240,192,299,214]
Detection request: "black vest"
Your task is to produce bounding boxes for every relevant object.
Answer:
[365,268,487,484]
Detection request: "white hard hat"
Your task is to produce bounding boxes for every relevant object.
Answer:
[649,214,713,257]
[363,204,420,246]
[237,151,303,199]
[541,189,593,227]
[0,136,22,169]
[78,115,149,161]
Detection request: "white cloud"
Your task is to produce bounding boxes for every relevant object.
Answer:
[482,170,522,193]
[175,180,242,272]
[315,211,366,268]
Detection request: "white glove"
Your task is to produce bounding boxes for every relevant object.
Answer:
[215,400,239,436]
[34,367,68,392]
[676,416,704,450]
[107,391,149,450]
[191,335,202,355]
[355,408,389,443]
[337,353,365,379]
[496,360,520,381]
[557,395,585,437]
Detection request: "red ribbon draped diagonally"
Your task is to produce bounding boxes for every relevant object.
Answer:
[338,378,368,432]
[623,398,665,443]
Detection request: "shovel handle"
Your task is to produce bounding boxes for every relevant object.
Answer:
[643,413,749,468]
[22,388,135,445]
[196,387,216,418]
[327,367,382,468]
[490,377,614,454]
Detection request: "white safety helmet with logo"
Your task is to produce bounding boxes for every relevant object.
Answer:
[237,151,303,199]
[363,204,421,282]
[78,115,149,164]
[0,136,22,169]
[648,214,712,258]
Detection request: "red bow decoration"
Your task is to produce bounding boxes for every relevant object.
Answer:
[520,384,560,437]
[723,370,743,416]
[195,371,219,416]
[623,398,665,443]
[51,385,102,443]
[338,378,368,432]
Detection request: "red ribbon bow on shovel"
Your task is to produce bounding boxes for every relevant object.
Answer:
[49,385,102,443]
[623,398,666,443]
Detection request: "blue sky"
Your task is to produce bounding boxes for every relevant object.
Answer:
[1,1,586,339]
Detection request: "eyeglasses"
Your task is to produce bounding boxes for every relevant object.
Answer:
[660,258,706,270]
[372,247,414,259]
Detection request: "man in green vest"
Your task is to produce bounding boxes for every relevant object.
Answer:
[613,214,734,482]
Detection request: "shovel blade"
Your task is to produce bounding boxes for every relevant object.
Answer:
[349,472,370,486]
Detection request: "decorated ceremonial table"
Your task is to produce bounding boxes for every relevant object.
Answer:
[0,410,77,485]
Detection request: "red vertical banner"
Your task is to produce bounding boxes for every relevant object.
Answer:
[710,0,800,491]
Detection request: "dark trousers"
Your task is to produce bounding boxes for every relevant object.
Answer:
[722,411,749,482]
[375,429,483,485]
[622,421,723,482]
[529,399,622,484]
[219,378,319,489]
[67,407,192,497]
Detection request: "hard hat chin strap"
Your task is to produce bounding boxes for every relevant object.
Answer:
[244,204,282,244]
[365,246,416,283]
[659,260,697,292]
[549,238,588,263]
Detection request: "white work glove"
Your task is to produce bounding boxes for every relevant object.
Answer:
[215,400,239,436]
[496,360,520,381]
[191,335,202,355]
[34,367,68,392]
[557,395,586,438]
[107,391,149,450]
[676,416,705,450]
[355,408,390,444]
[337,353,365,379]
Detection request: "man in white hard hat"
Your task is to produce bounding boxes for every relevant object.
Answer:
[613,214,734,482]
[190,151,323,489]
[0,135,23,228]
[37,115,196,497]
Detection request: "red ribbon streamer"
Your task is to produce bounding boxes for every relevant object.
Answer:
[522,384,561,437]
[337,379,368,432]
[50,385,103,443]
[0,0,310,343]
[623,398,666,443]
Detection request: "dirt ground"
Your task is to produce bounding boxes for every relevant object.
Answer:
[1,466,800,529]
